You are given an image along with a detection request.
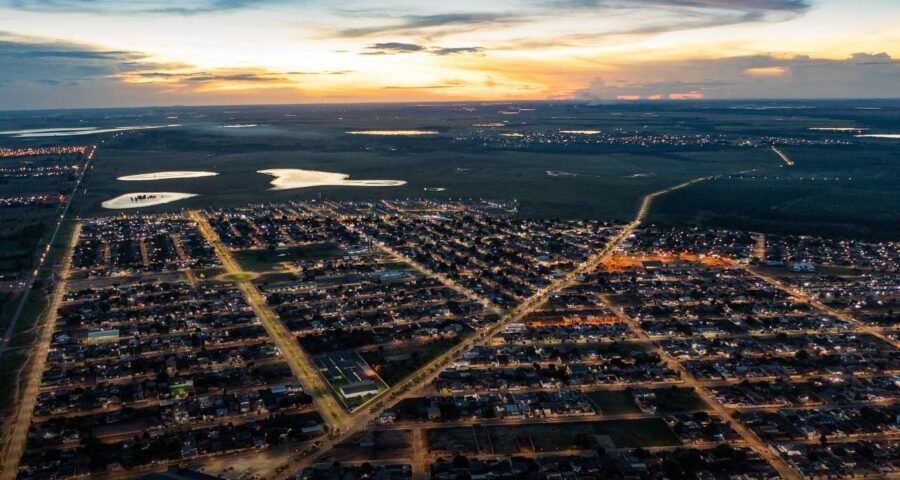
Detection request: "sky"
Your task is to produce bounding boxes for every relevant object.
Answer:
[0,0,898,109]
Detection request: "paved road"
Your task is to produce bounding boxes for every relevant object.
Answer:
[635,175,711,223]
[0,223,81,480]
[0,145,95,357]
[189,211,347,429]
[753,232,767,261]
[771,146,795,166]
[267,176,714,479]
[603,292,801,480]
[742,263,900,353]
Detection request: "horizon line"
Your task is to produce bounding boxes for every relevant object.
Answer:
[1,97,899,114]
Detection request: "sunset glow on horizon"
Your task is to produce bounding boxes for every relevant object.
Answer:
[1,0,898,109]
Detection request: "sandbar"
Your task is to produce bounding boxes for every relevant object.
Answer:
[117,171,219,181]
[257,169,406,190]
[346,130,438,136]
[101,192,197,209]
[547,170,577,177]
[856,134,900,139]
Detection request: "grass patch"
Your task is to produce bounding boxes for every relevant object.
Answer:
[653,387,708,413]
[361,337,462,385]
[0,291,19,333]
[588,390,641,415]
[222,272,258,282]
[428,418,679,455]
[10,220,78,348]
[589,387,708,416]
[592,418,679,447]
[10,285,49,347]
[253,272,298,285]
[234,243,340,273]
[194,267,225,280]
[0,352,26,415]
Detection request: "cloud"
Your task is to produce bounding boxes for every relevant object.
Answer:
[338,12,522,38]
[431,47,485,56]
[0,32,163,83]
[575,53,900,100]
[361,42,485,56]
[546,0,808,14]
[182,73,288,83]
[507,0,810,48]
[362,42,427,55]
[287,70,353,75]
[334,0,807,46]
[0,33,313,109]
[0,34,173,108]
[0,0,274,15]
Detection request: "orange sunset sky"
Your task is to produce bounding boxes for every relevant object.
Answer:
[1,0,898,109]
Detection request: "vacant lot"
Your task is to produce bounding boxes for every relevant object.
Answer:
[234,243,340,272]
[426,418,679,456]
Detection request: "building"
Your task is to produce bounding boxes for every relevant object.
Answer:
[340,381,380,399]
[791,262,816,273]
[86,328,119,343]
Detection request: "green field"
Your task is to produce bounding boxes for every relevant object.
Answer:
[652,387,709,413]
[589,387,708,415]
[0,352,25,416]
[1,101,896,239]
[426,417,679,456]
[650,145,900,239]
[588,390,642,415]
[234,243,340,273]
[360,337,462,385]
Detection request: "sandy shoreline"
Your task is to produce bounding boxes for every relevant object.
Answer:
[101,192,197,209]
[117,171,218,181]
[257,169,406,190]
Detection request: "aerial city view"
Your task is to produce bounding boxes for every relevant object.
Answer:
[0,1,898,480]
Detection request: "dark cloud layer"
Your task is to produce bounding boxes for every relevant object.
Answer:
[339,13,522,38]
[0,34,159,83]
[0,33,309,109]
[362,42,485,56]
[362,42,427,55]
[431,47,485,56]
[576,53,900,100]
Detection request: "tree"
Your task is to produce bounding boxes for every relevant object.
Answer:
[452,455,470,469]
